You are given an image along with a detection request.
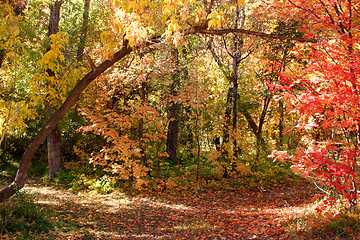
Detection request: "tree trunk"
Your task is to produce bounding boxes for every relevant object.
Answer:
[139,81,147,167]
[195,126,201,181]
[0,40,133,203]
[77,0,91,60]
[166,47,181,163]
[223,87,232,148]
[277,47,288,150]
[166,107,179,161]
[231,2,242,163]
[0,49,5,68]
[47,126,61,178]
[278,98,284,149]
[46,0,63,179]
[232,54,239,162]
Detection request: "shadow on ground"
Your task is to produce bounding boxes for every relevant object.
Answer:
[8,180,317,240]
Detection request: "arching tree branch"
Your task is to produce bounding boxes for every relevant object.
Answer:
[0,41,133,202]
[186,27,319,43]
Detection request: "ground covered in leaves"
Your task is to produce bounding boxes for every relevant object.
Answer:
[1,180,317,239]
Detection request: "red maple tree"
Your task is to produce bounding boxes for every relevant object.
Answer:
[271,0,360,209]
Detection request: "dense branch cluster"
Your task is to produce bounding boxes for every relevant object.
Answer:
[0,0,359,212]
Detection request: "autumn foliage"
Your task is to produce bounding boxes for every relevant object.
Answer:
[0,1,360,238]
[270,0,360,209]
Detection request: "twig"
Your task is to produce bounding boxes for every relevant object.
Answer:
[84,52,96,71]
[314,182,331,195]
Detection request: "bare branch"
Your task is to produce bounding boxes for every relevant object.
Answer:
[288,0,322,19]
[84,52,96,71]
[185,27,319,43]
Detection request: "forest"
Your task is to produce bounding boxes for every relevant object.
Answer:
[0,0,359,239]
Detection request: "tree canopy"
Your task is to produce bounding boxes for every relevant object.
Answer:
[0,0,359,222]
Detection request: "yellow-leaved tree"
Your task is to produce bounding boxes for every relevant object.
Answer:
[0,0,319,202]
[0,1,35,149]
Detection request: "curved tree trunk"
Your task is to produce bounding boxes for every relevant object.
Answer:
[0,9,319,202]
[0,41,133,203]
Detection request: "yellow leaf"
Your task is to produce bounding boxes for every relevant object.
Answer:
[208,12,224,28]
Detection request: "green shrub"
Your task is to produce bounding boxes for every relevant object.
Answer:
[85,176,113,194]
[55,169,113,194]
[53,156,113,194]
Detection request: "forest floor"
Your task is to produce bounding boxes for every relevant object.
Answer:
[1,179,318,239]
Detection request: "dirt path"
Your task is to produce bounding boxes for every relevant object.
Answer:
[17,181,315,240]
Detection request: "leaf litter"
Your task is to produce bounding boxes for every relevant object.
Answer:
[2,180,316,239]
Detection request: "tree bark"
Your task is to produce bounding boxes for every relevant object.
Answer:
[277,47,288,150]
[223,87,232,146]
[139,81,147,167]
[186,27,319,43]
[0,49,5,69]
[166,47,181,163]
[46,0,63,179]
[47,125,61,178]
[232,54,239,161]
[166,107,179,161]
[278,98,284,149]
[47,1,62,37]
[207,40,231,152]
[0,41,133,203]
[77,0,91,60]
[231,2,242,163]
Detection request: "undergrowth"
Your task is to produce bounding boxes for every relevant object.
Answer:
[288,204,360,239]
[0,189,52,238]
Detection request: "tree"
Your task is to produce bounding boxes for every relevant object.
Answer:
[0,1,30,149]
[166,47,181,163]
[77,0,91,60]
[206,1,268,170]
[1,0,323,202]
[45,0,63,179]
[271,0,360,209]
